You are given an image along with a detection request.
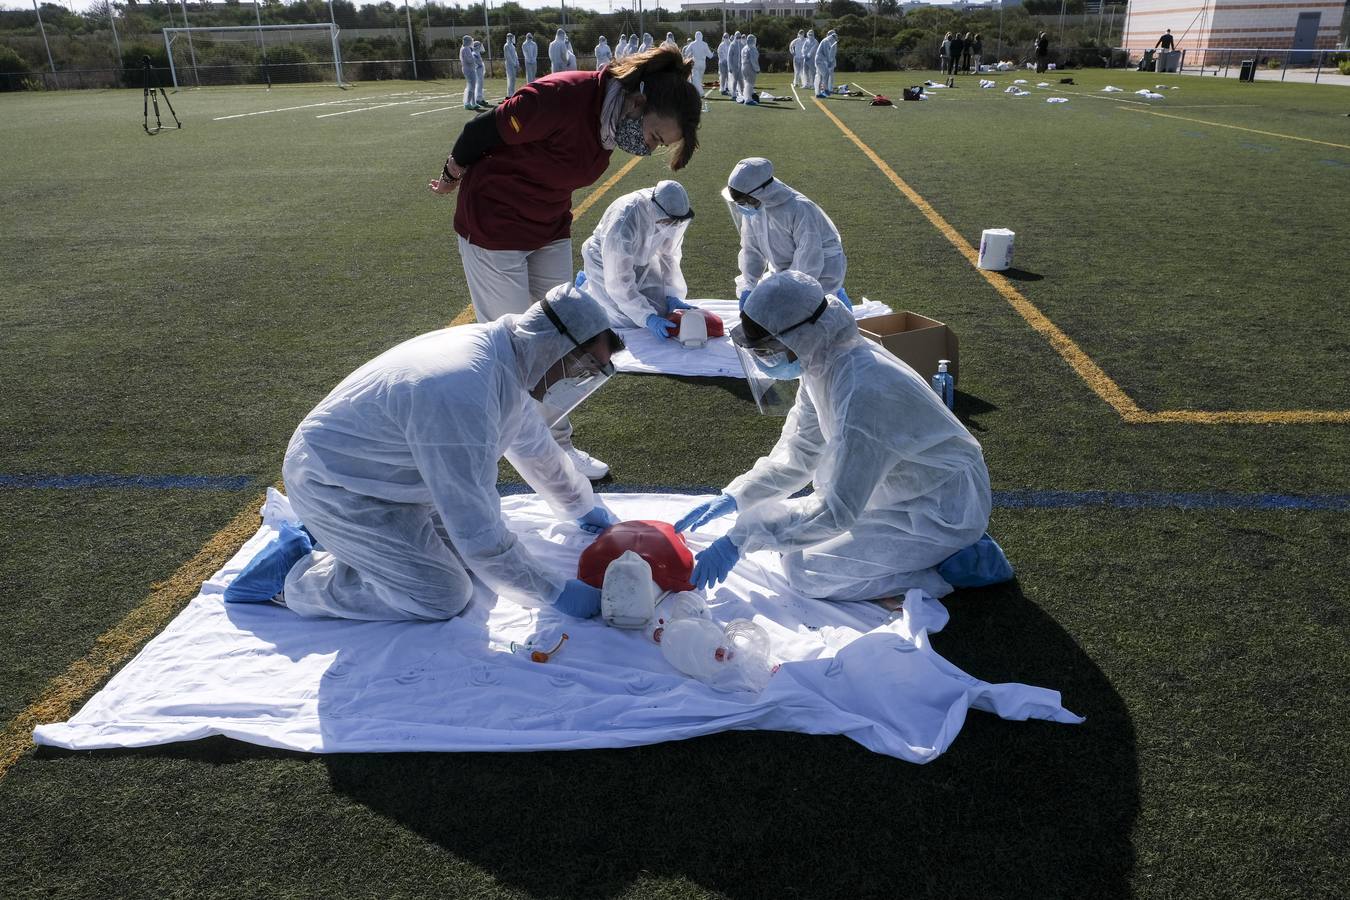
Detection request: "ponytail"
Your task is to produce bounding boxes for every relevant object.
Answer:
[608,46,702,171]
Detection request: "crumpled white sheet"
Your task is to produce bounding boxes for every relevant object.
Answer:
[1047,97,1069,104]
[1136,90,1165,100]
[979,79,996,89]
[33,492,1083,763]
[612,298,893,378]
[1005,87,1031,97]
[1102,85,1123,92]
[1036,81,1050,88]
[1013,78,1028,84]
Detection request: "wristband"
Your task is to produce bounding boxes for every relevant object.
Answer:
[441,160,460,182]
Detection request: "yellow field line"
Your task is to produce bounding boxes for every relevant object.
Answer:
[448,155,645,328]
[0,492,269,785]
[812,98,1149,422]
[813,99,1350,426]
[1119,107,1350,151]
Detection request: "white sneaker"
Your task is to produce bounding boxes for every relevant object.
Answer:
[565,446,610,479]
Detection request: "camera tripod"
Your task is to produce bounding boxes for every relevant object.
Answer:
[142,56,181,135]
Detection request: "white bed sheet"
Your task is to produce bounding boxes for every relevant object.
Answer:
[34,491,1081,762]
[611,298,894,377]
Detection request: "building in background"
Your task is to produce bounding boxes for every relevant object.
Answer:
[678,1,819,19]
[1122,0,1346,64]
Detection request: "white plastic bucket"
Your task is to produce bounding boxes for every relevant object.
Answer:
[977,228,1015,271]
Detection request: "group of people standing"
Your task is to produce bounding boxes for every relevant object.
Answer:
[939,31,984,84]
[225,42,1009,627]
[788,30,841,98]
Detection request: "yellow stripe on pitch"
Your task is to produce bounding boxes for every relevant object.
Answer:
[1119,107,1350,151]
[812,99,1350,426]
[0,492,270,784]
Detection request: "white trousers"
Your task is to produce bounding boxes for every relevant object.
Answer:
[690,63,705,90]
[506,64,517,96]
[475,68,486,104]
[525,60,536,82]
[457,234,577,446]
[741,70,757,102]
[718,60,729,91]
[463,69,480,106]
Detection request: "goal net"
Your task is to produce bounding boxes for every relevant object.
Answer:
[162,24,344,89]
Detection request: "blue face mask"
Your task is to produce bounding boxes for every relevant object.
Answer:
[754,353,803,380]
[737,204,760,218]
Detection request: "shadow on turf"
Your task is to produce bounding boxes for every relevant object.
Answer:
[1000,268,1044,282]
[316,582,1139,899]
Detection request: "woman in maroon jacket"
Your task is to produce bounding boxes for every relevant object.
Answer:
[429,46,702,479]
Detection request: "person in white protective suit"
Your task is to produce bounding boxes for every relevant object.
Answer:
[522,32,538,83]
[594,35,612,68]
[548,29,568,74]
[473,40,487,106]
[580,180,696,333]
[274,285,625,622]
[673,270,998,602]
[716,33,731,94]
[504,33,519,97]
[615,34,627,60]
[727,32,743,104]
[802,30,818,93]
[460,36,481,110]
[789,30,806,88]
[814,30,838,97]
[663,31,678,49]
[723,157,851,306]
[686,31,711,88]
[739,34,760,104]
[639,32,654,52]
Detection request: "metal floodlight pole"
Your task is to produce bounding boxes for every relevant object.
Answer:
[32,0,56,73]
[108,2,123,68]
[253,0,269,89]
[484,2,493,67]
[404,0,418,79]
[997,0,1003,60]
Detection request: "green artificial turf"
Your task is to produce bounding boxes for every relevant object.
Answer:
[1,73,1347,897]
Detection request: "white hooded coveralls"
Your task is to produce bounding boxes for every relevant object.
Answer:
[727,34,744,103]
[522,34,538,82]
[548,29,568,73]
[581,182,691,329]
[740,35,760,101]
[460,37,479,107]
[504,34,519,97]
[716,35,731,92]
[815,33,838,94]
[281,289,609,621]
[803,31,818,88]
[687,32,711,88]
[594,36,612,68]
[726,158,847,297]
[723,271,992,601]
[790,32,806,87]
[473,41,486,104]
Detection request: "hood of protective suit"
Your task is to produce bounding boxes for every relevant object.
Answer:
[744,271,860,373]
[462,36,472,47]
[726,157,796,209]
[507,33,515,43]
[556,29,566,39]
[525,33,533,41]
[695,31,703,40]
[651,179,691,218]
[505,284,612,390]
[807,30,816,40]
[747,35,757,47]
[598,36,608,44]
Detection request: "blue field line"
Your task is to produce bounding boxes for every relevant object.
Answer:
[0,474,255,491]
[502,483,1350,512]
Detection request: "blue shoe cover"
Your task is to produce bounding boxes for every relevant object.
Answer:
[224,522,314,603]
[835,286,853,308]
[574,269,587,288]
[937,533,1014,588]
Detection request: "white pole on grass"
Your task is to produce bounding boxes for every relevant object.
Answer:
[327,0,345,86]
[484,2,493,70]
[32,0,56,73]
[177,0,201,87]
[404,0,419,79]
[107,1,123,69]
[252,0,269,88]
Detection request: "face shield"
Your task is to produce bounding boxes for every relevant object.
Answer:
[651,188,694,243]
[730,297,828,415]
[530,297,625,427]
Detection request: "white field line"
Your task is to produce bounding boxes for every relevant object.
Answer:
[789,83,807,111]
[410,95,506,116]
[1044,86,1150,105]
[213,91,414,121]
[317,94,455,118]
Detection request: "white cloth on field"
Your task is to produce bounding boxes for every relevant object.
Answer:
[33,491,1082,761]
[611,297,893,377]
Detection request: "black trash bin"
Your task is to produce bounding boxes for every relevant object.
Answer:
[1239,59,1256,82]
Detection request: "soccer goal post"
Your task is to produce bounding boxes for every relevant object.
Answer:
[162,24,344,90]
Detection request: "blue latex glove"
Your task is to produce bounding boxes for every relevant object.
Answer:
[665,296,695,313]
[737,288,751,310]
[554,578,602,619]
[937,533,1014,588]
[224,522,313,603]
[575,504,619,535]
[574,269,587,288]
[674,493,738,533]
[691,535,740,590]
[835,287,854,309]
[645,313,677,340]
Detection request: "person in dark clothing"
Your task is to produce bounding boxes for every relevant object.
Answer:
[948,32,964,85]
[1155,30,1175,50]
[970,33,983,73]
[1034,32,1050,73]
[960,32,974,74]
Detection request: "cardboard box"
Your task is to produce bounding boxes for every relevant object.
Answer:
[856,311,960,386]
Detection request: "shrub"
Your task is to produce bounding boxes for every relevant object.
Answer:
[1339,58,1350,76]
